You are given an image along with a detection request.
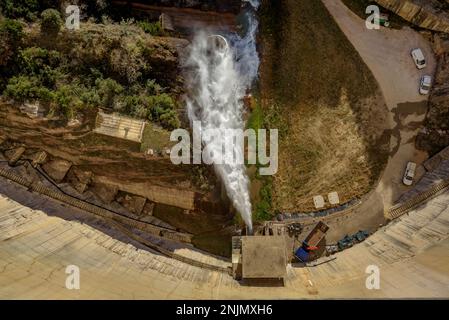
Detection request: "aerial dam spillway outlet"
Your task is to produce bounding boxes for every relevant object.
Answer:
[231,221,331,283]
[1,0,449,303]
[232,235,288,283]
[206,35,230,55]
[183,0,260,232]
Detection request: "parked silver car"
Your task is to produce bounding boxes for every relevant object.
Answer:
[403,162,417,186]
[419,75,432,95]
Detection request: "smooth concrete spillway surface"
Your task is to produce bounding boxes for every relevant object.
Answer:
[0,183,448,298]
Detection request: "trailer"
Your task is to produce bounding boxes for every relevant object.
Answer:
[294,221,329,263]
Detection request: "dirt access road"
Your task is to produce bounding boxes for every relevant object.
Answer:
[316,0,437,239]
[323,0,436,205]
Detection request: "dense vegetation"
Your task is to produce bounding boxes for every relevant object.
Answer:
[0,0,180,129]
[0,0,50,20]
[0,0,111,21]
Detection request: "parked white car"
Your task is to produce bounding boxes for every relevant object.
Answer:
[403,162,417,186]
[419,75,432,95]
[411,48,426,69]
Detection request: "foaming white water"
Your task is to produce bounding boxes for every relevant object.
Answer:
[184,1,260,232]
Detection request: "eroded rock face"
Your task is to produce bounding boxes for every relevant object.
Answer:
[116,191,147,215]
[134,0,242,12]
[360,1,449,159]
[66,168,93,194]
[42,159,72,183]
[89,181,119,204]
[416,35,449,155]
[375,0,449,33]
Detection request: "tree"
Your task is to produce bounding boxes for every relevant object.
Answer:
[159,109,180,130]
[148,93,180,129]
[0,18,24,66]
[95,78,123,109]
[18,47,61,86]
[54,84,83,119]
[0,0,40,20]
[0,18,23,43]
[3,75,53,102]
[137,20,163,36]
[40,8,62,36]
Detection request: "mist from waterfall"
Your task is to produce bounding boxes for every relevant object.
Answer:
[184,1,260,232]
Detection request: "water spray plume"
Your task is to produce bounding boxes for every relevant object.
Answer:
[184,1,260,233]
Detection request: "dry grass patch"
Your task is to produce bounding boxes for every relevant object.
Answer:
[258,0,390,213]
[273,90,388,211]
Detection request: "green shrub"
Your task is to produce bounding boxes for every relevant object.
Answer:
[0,18,24,43]
[118,94,141,115]
[0,0,40,20]
[4,74,97,119]
[4,75,53,102]
[145,79,162,95]
[148,93,179,129]
[20,47,61,69]
[0,18,24,66]
[40,8,62,36]
[19,47,60,73]
[18,47,62,86]
[149,93,175,115]
[137,20,163,36]
[49,83,98,119]
[79,87,100,108]
[159,109,180,130]
[114,91,179,129]
[95,78,123,109]
[53,84,85,119]
[253,178,273,221]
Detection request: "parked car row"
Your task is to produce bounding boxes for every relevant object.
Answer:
[411,48,432,95]
[401,49,431,186]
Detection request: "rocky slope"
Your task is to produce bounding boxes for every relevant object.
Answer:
[416,34,449,155]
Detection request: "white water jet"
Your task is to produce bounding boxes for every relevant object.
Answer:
[184,1,260,232]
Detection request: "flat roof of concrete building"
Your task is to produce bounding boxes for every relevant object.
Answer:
[241,236,287,279]
[94,111,146,143]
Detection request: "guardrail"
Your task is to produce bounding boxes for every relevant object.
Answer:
[386,178,449,220]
